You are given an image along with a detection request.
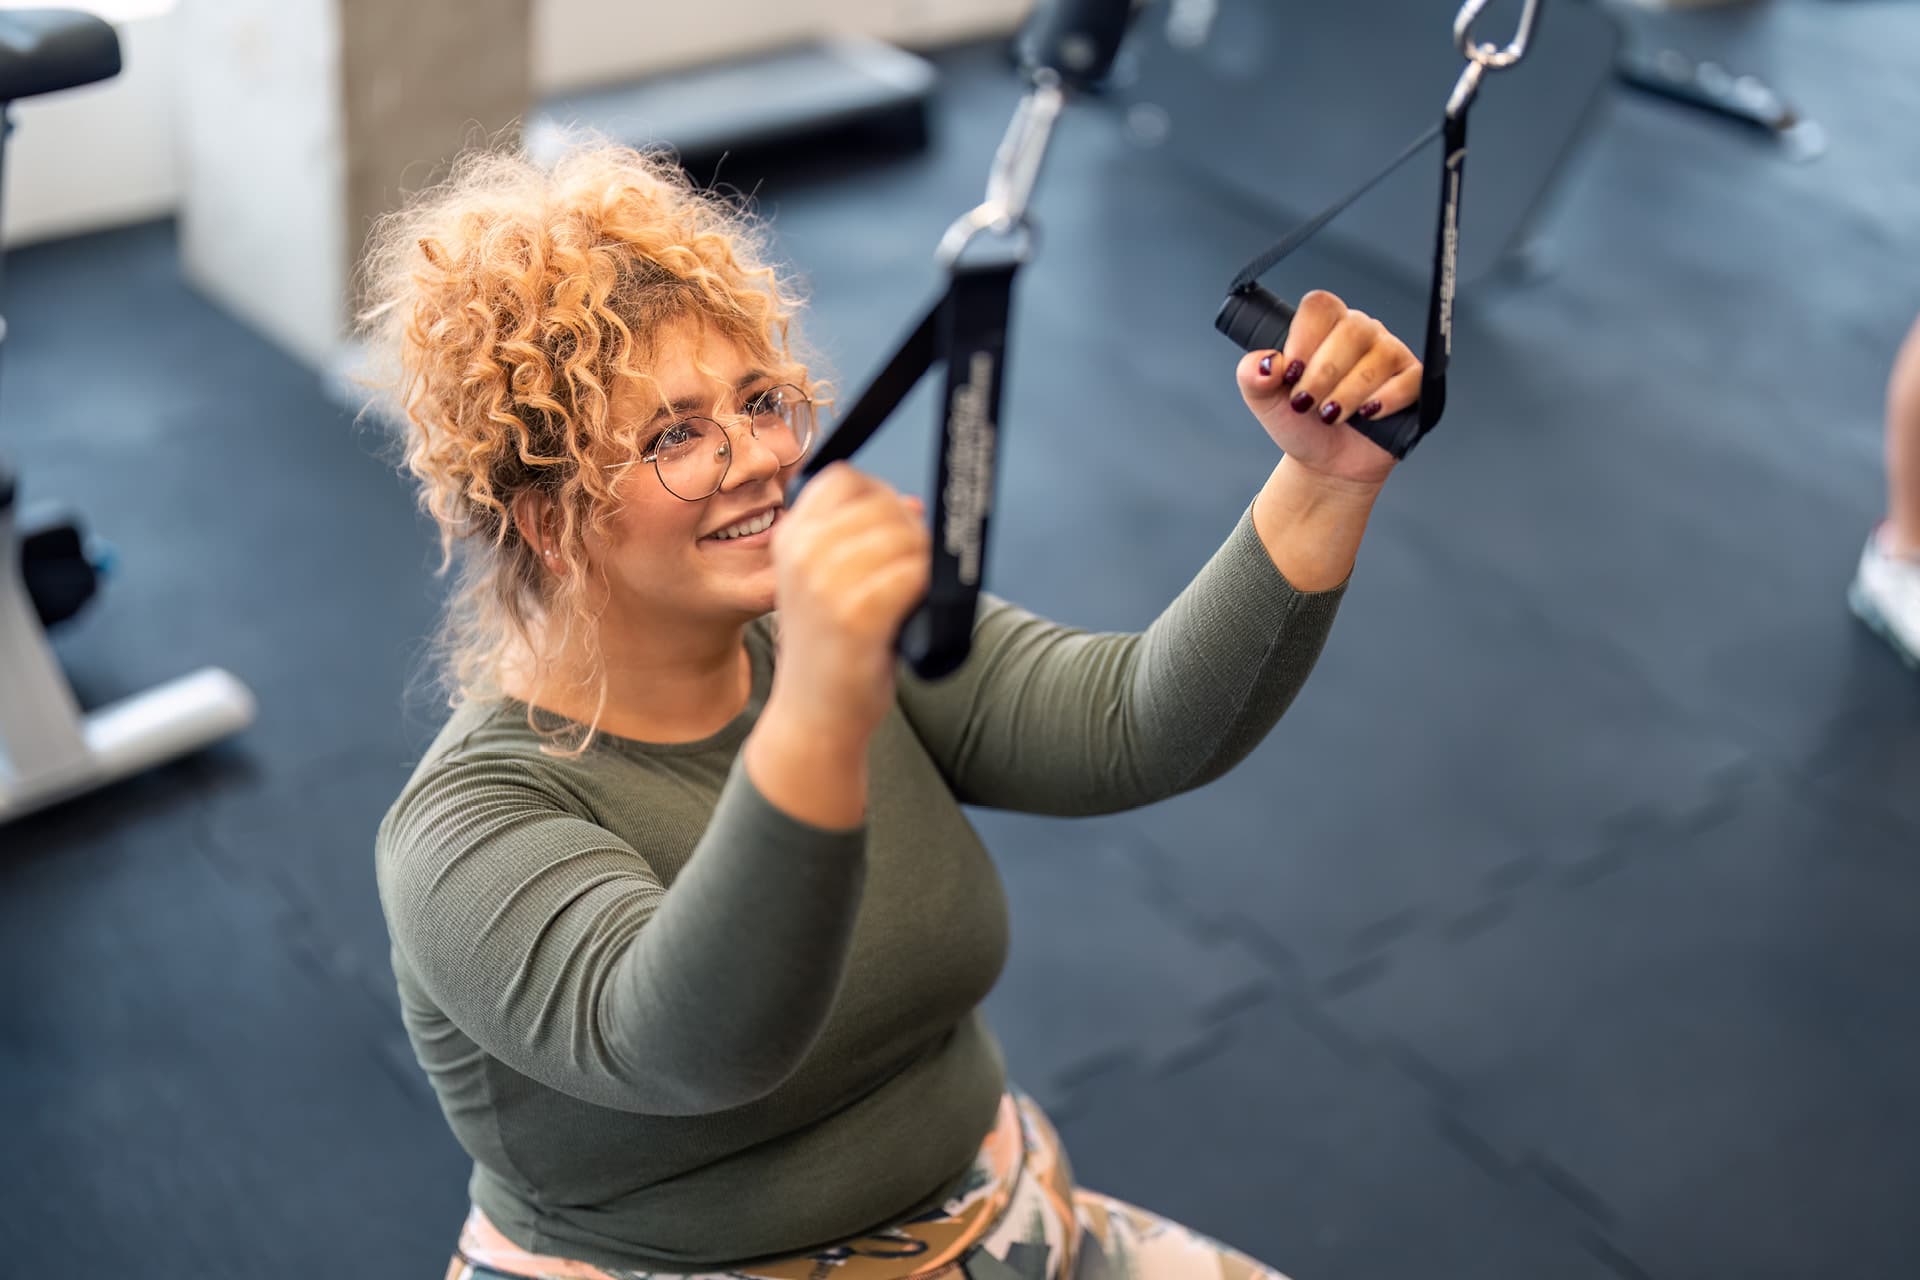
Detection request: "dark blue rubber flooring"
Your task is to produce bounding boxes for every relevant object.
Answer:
[3,5,1917,1277]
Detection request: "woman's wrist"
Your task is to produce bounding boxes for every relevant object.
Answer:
[1269,453,1390,504]
[745,691,873,832]
[1250,456,1384,592]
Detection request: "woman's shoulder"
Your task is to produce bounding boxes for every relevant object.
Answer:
[407,696,558,781]
[423,693,548,756]
[380,700,576,848]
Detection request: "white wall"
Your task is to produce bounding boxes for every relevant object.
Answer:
[0,0,1030,344]
[1,1,180,247]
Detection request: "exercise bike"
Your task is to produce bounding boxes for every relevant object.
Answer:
[0,8,254,828]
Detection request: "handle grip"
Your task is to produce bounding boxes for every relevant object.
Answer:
[1215,285,1425,460]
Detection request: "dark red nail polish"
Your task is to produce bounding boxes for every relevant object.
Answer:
[1356,400,1383,420]
[1290,391,1315,414]
[1282,360,1307,387]
[1319,401,1342,424]
[1258,354,1274,377]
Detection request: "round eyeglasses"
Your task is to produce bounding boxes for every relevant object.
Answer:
[641,383,819,502]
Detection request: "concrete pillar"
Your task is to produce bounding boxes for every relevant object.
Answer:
[176,0,532,367]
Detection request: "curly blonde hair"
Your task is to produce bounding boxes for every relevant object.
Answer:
[358,140,807,743]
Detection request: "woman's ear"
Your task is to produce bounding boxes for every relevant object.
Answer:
[510,491,560,570]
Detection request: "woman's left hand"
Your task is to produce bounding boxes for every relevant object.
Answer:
[1236,289,1420,490]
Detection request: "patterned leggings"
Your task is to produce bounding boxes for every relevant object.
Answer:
[447,1095,1291,1280]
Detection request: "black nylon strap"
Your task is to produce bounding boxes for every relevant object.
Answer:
[1218,107,1474,460]
[906,248,1019,678]
[1417,108,1469,434]
[800,301,942,478]
[1229,122,1442,295]
[794,239,1023,679]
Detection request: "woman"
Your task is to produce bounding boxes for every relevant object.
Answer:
[1850,310,1920,668]
[367,142,1419,1280]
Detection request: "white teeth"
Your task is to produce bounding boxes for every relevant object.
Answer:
[709,509,777,541]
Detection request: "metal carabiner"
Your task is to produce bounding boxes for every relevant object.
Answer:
[984,71,1065,226]
[1446,0,1542,118]
[936,73,1064,265]
[1455,0,1541,69]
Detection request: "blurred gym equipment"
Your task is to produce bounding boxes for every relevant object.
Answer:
[526,36,937,184]
[1596,0,1828,160]
[0,9,254,827]
[1113,0,1621,287]
[18,502,105,629]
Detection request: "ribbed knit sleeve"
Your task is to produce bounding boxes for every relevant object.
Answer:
[894,504,1345,815]
[377,752,867,1116]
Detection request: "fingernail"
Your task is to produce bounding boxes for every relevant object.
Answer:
[1258,354,1274,377]
[1318,401,1342,425]
[1282,360,1306,387]
[1355,400,1383,421]
[1290,391,1315,414]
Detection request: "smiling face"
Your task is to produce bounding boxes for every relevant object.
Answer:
[585,320,811,633]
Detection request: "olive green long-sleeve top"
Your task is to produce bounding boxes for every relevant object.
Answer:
[375,506,1344,1272]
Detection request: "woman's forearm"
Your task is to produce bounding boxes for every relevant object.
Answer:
[603,755,868,1113]
[744,693,872,831]
[1250,455,1385,592]
[892,500,1350,815]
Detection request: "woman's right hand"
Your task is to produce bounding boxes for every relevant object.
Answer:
[765,464,930,751]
